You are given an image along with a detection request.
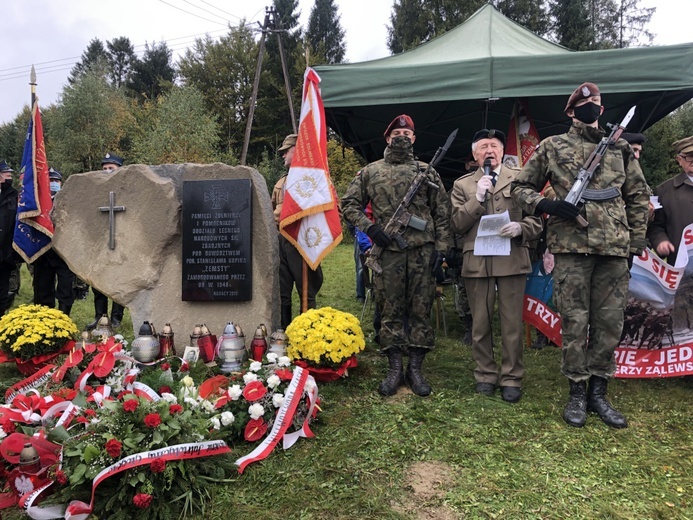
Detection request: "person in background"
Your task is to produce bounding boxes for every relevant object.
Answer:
[622,132,655,222]
[0,160,19,316]
[450,129,542,403]
[647,136,693,331]
[512,82,649,428]
[341,114,450,397]
[87,153,126,329]
[272,134,324,330]
[32,168,76,315]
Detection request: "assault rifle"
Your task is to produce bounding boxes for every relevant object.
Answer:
[564,105,636,227]
[365,129,458,275]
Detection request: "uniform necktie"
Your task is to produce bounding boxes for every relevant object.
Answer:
[491,172,498,187]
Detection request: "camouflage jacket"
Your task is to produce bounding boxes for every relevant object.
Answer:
[341,148,451,252]
[511,121,649,257]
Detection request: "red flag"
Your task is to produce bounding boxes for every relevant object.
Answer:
[503,98,540,168]
[279,68,342,269]
[12,99,53,263]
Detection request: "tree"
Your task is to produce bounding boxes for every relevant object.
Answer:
[306,0,346,64]
[549,0,595,50]
[129,86,220,164]
[68,38,110,84]
[127,41,177,102]
[48,70,134,174]
[107,36,136,88]
[178,23,260,160]
[615,0,655,48]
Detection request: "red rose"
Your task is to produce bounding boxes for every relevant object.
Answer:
[159,386,172,394]
[180,363,189,372]
[123,399,139,412]
[242,381,267,402]
[244,418,268,442]
[169,404,183,415]
[105,439,122,458]
[144,413,162,428]
[55,470,68,485]
[160,363,171,371]
[133,493,153,509]
[83,409,96,417]
[150,458,166,473]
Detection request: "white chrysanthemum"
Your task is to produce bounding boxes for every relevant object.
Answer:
[210,417,221,430]
[221,411,235,426]
[184,397,199,408]
[266,374,281,389]
[266,352,278,363]
[278,356,291,367]
[161,393,178,404]
[200,399,215,413]
[272,393,285,408]
[227,385,242,400]
[248,403,265,420]
[243,372,258,383]
[249,361,263,372]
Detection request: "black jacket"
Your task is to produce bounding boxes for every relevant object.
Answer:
[0,184,18,264]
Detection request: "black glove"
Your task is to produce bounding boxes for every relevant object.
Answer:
[536,199,580,220]
[627,253,635,271]
[446,247,460,271]
[430,250,445,275]
[366,224,392,248]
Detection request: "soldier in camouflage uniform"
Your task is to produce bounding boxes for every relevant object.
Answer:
[341,115,451,397]
[512,82,649,428]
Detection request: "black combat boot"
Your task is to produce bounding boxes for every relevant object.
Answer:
[281,305,293,330]
[378,347,404,396]
[563,380,587,428]
[86,298,109,331]
[405,347,432,397]
[462,316,473,346]
[587,376,628,428]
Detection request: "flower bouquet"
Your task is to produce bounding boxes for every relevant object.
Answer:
[0,339,320,519]
[0,304,78,374]
[285,307,365,382]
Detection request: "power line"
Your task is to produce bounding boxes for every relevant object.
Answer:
[194,0,246,21]
[182,0,233,23]
[158,0,229,27]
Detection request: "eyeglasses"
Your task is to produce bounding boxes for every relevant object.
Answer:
[678,155,693,165]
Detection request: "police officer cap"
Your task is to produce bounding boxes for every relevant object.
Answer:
[101,152,124,167]
[472,129,506,147]
[383,114,415,137]
[278,134,298,152]
[673,135,693,156]
[621,132,646,145]
[565,82,600,113]
[48,167,63,181]
[0,160,14,173]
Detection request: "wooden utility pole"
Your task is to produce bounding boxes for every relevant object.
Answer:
[240,6,298,164]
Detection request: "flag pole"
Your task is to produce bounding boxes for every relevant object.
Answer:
[30,65,37,108]
[302,261,308,313]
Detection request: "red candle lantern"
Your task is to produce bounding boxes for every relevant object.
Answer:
[249,326,268,361]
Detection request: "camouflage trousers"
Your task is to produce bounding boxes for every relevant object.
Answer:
[373,244,435,351]
[553,253,629,381]
[455,279,471,319]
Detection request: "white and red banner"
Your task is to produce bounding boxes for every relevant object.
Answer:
[279,67,342,269]
[503,98,540,169]
[525,223,693,378]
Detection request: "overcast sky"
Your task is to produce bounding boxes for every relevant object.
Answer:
[0,0,688,126]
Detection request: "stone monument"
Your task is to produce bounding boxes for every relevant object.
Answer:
[51,163,279,354]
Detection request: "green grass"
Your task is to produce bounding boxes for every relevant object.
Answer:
[3,244,693,519]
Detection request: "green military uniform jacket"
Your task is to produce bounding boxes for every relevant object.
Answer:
[511,121,650,257]
[341,148,451,253]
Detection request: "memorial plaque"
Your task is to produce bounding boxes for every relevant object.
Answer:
[182,179,252,301]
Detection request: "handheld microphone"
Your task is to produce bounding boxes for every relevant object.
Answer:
[483,158,492,208]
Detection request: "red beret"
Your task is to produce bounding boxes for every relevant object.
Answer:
[384,114,415,137]
[565,82,600,113]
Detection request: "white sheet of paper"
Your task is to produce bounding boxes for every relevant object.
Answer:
[650,195,662,210]
[474,210,511,256]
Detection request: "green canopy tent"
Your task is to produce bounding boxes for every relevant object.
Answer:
[314,4,693,186]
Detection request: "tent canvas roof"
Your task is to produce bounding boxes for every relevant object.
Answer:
[314,4,693,186]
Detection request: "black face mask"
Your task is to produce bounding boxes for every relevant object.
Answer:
[388,135,413,162]
[1,179,12,191]
[573,102,601,125]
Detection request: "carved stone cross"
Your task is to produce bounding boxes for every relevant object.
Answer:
[99,191,125,250]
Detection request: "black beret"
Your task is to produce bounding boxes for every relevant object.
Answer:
[472,129,506,147]
[621,132,646,145]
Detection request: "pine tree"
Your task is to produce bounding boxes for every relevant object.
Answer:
[306,0,346,64]
[107,37,136,88]
[127,42,177,102]
[68,38,109,84]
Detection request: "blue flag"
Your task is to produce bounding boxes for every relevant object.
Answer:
[13,101,54,263]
